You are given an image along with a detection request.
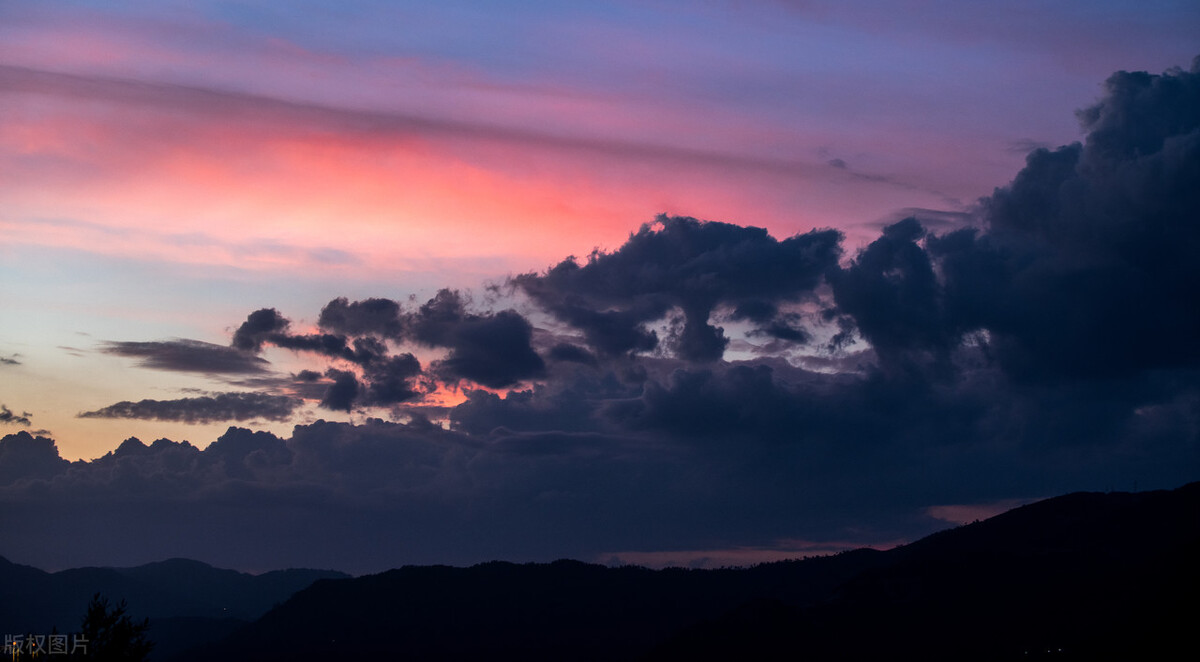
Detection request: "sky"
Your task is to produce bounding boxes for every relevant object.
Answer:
[1,0,1198,574]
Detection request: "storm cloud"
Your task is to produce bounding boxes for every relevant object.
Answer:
[833,58,1200,382]
[515,216,842,361]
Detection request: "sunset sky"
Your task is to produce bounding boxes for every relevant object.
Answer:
[2,1,1198,574]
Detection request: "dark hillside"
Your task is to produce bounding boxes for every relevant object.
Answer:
[185,482,1199,662]
[0,556,346,660]
[654,484,1200,661]
[180,550,892,662]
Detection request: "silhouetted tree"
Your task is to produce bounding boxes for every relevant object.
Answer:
[78,593,153,661]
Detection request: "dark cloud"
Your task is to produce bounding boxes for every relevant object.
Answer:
[546,343,598,367]
[671,304,732,361]
[78,392,301,424]
[6,363,1196,573]
[202,427,294,479]
[542,304,662,357]
[409,290,545,388]
[515,215,842,361]
[320,369,360,412]
[407,288,466,344]
[271,333,386,366]
[830,217,958,367]
[605,364,806,439]
[0,420,674,570]
[0,431,70,484]
[0,405,32,426]
[102,339,270,374]
[935,60,1200,380]
[318,297,405,338]
[450,370,636,437]
[432,309,545,388]
[729,300,777,324]
[743,311,812,344]
[231,308,291,351]
[361,354,424,405]
[233,306,392,366]
[818,61,1200,382]
[268,331,348,357]
[231,302,430,410]
[0,354,20,366]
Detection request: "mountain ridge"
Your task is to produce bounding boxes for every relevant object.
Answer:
[0,555,348,660]
[177,481,1199,661]
[5,482,1196,661]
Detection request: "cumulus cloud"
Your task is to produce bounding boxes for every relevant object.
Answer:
[918,59,1200,380]
[231,308,291,352]
[514,215,843,361]
[408,290,545,388]
[230,289,545,409]
[78,392,301,423]
[6,357,1196,574]
[318,297,405,338]
[0,431,70,484]
[319,369,360,412]
[361,354,424,405]
[230,306,426,410]
[830,217,958,367]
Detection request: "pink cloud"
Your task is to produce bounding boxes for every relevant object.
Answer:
[2,65,952,282]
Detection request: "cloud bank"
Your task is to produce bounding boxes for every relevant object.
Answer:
[78,393,302,424]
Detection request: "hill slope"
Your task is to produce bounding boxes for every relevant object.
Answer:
[185,482,1200,661]
[655,483,1200,660]
[0,556,347,660]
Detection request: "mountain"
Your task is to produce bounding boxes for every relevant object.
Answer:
[653,483,1200,661]
[181,482,1200,661]
[177,551,890,662]
[0,556,347,659]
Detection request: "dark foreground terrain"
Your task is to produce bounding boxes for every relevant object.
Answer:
[190,482,1198,661]
[0,558,348,660]
[5,482,1197,661]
